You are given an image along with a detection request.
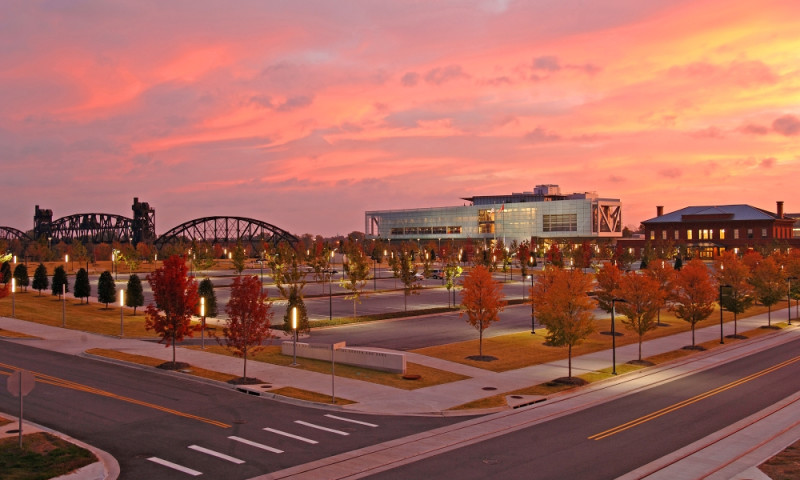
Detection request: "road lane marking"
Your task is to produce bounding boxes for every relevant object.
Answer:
[324,414,378,427]
[264,427,318,444]
[147,457,202,476]
[188,445,245,464]
[589,354,800,440]
[228,436,283,454]
[0,361,230,429]
[295,420,350,435]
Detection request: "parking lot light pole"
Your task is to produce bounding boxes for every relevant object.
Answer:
[611,297,626,375]
[719,283,731,343]
[200,297,206,350]
[119,289,125,337]
[291,307,299,366]
[788,277,797,325]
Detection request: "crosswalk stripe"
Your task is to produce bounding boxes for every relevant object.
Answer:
[147,457,202,476]
[264,427,318,444]
[324,414,379,427]
[188,445,245,464]
[295,420,349,436]
[228,436,284,454]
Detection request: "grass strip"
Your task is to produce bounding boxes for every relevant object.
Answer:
[86,348,240,383]
[0,328,40,339]
[184,345,470,390]
[0,432,96,480]
[270,386,356,405]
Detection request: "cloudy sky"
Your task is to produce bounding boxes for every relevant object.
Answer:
[2,0,799,237]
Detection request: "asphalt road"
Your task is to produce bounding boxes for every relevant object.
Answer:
[0,341,465,480]
[368,336,800,480]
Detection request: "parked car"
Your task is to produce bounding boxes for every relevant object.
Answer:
[413,272,425,280]
[430,269,443,279]
[323,269,338,274]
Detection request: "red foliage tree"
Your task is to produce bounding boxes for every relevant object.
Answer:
[460,265,507,358]
[669,258,717,348]
[224,275,274,381]
[614,272,664,361]
[145,255,199,367]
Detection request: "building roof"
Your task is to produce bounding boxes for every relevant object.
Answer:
[643,205,782,224]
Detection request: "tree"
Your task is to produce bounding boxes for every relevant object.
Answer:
[1,261,10,284]
[443,249,463,308]
[193,242,215,272]
[197,278,219,318]
[32,263,49,296]
[595,262,623,314]
[748,256,786,327]
[269,242,310,333]
[532,268,596,379]
[223,275,273,381]
[669,258,717,348]
[231,242,247,275]
[145,255,199,367]
[646,260,675,326]
[126,274,144,315]
[74,268,91,304]
[614,272,664,361]
[459,265,507,359]
[97,271,116,308]
[70,239,88,266]
[13,264,29,292]
[340,243,370,318]
[397,246,421,311]
[120,243,141,274]
[714,252,754,337]
[51,266,69,297]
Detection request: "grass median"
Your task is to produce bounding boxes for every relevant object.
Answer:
[0,432,96,480]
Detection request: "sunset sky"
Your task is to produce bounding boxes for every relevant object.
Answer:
[2,0,799,237]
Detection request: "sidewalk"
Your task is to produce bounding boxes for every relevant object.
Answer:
[2,309,799,479]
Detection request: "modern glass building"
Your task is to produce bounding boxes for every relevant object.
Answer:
[365,185,622,245]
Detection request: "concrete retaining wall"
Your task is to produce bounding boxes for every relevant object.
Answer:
[281,341,406,374]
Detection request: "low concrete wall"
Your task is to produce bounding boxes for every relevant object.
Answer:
[281,341,406,374]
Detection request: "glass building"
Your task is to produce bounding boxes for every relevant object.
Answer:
[365,185,622,245]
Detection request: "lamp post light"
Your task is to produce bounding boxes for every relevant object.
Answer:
[200,297,206,350]
[119,289,125,336]
[65,254,69,272]
[788,276,798,326]
[11,278,15,318]
[291,306,299,366]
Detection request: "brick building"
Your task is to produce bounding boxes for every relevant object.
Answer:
[639,201,797,258]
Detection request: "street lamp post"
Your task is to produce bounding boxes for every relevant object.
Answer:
[719,283,731,343]
[373,257,377,291]
[200,297,206,350]
[291,306,299,366]
[11,278,15,318]
[610,297,626,375]
[61,284,66,328]
[119,289,125,337]
[788,276,798,326]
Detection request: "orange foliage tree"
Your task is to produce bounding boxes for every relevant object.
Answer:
[595,262,623,315]
[614,272,664,361]
[748,256,787,327]
[645,259,675,326]
[714,251,754,337]
[145,255,199,367]
[223,275,274,381]
[460,265,507,358]
[669,258,716,348]
[532,268,596,378]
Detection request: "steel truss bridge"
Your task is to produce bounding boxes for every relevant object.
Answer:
[1,199,297,252]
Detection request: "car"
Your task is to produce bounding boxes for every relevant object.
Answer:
[430,269,443,279]
[323,268,338,274]
[413,272,425,280]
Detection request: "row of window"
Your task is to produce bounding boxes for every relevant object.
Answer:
[390,226,462,235]
[650,227,768,241]
[542,214,578,232]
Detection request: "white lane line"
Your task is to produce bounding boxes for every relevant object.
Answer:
[295,420,350,436]
[147,457,202,476]
[324,414,379,427]
[228,436,284,454]
[264,427,318,444]
[188,445,245,464]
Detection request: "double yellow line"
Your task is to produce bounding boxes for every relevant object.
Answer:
[0,362,230,428]
[589,355,800,440]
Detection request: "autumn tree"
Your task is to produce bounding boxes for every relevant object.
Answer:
[340,243,371,318]
[231,242,247,275]
[269,242,311,333]
[517,241,532,279]
[545,243,563,267]
[748,256,786,327]
[197,278,218,318]
[532,267,596,379]
[669,258,717,348]
[32,263,48,295]
[460,265,507,359]
[74,268,91,304]
[70,239,88,267]
[13,264,29,292]
[714,252,754,337]
[145,255,199,367]
[646,260,675,326]
[97,271,116,307]
[51,266,69,298]
[397,246,421,311]
[614,272,664,361]
[223,275,273,382]
[595,262,623,314]
[443,248,463,308]
[193,242,215,272]
[126,274,144,315]
[1,262,10,284]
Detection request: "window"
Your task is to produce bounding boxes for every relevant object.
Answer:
[391,228,404,235]
[419,227,432,234]
[542,214,578,232]
[432,226,446,234]
[734,229,739,239]
[650,231,655,240]
[674,230,679,240]
[662,230,667,240]
[762,228,768,238]
[747,229,753,239]
[687,230,693,240]
[405,227,418,234]
[700,229,711,240]
[448,226,462,234]
[719,229,725,240]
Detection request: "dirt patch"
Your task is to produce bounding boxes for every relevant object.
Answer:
[466,355,498,362]
[226,377,265,385]
[157,361,191,371]
[552,377,588,386]
[760,438,800,479]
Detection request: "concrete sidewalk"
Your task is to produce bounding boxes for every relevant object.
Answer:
[2,309,799,479]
